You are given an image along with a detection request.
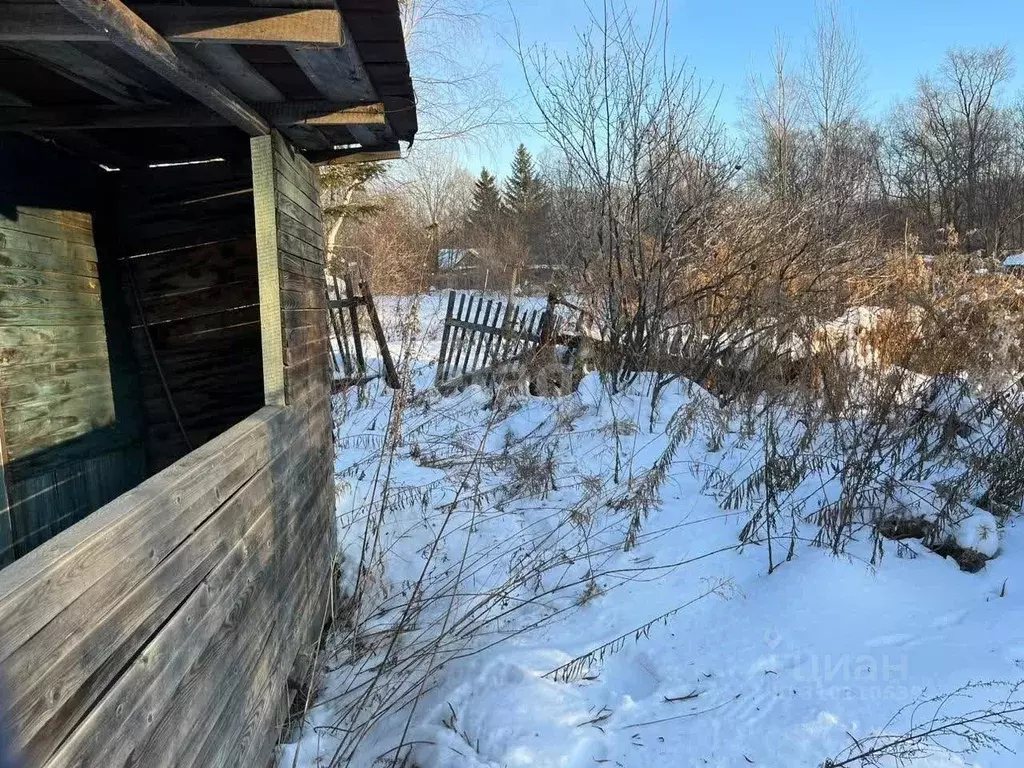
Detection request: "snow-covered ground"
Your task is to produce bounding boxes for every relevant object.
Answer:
[279,293,1024,768]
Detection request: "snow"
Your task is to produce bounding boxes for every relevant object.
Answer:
[279,291,1024,768]
[955,510,1001,558]
[1003,253,1024,268]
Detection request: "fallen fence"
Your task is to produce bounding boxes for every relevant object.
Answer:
[326,274,400,390]
[435,291,570,391]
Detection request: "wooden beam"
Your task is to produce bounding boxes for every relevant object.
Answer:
[288,18,376,102]
[53,0,270,137]
[187,44,332,153]
[263,101,385,127]
[7,41,157,107]
[0,103,386,132]
[309,145,403,166]
[0,5,343,47]
[251,135,286,407]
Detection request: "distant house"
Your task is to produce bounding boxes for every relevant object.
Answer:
[433,248,490,290]
[437,247,480,271]
[1002,253,1024,275]
[433,249,566,293]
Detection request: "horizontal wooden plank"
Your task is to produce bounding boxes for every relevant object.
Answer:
[0,230,98,263]
[277,226,324,267]
[273,142,319,202]
[0,5,344,47]
[0,358,112,408]
[5,428,140,485]
[194,479,332,767]
[279,248,325,282]
[44,506,279,767]
[273,191,321,241]
[12,207,93,231]
[127,237,256,296]
[284,335,329,368]
[0,324,107,350]
[134,281,258,326]
[0,285,101,310]
[0,408,287,661]
[0,267,100,294]
[11,421,328,764]
[5,409,117,463]
[119,212,255,257]
[274,169,321,225]
[282,308,328,337]
[3,386,115,433]
[276,205,325,252]
[0,247,98,279]
[119,188,253,230]
[0,209,94,247]
[126,448,331,766]
[0,341,108,368]
[130,306,259,348]
[41,414,330,766]
[0,304,105,327]
[115,175,252,215]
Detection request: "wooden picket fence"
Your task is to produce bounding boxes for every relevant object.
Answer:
[326,274,400,390]
[434,291,564,390]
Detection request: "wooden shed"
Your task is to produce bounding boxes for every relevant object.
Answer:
[0,1,416,765]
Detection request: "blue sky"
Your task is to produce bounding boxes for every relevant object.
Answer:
[455,0,1023,178]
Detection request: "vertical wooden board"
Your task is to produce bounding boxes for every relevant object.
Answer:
[479,301,504,371]
[0,465,12,568]
[445,293,467,380]
[343,277,365,375]
[461,297,486,375]
[361,281,399,389]
[252,135,286,407]
[435,290,456,384]
[469,299,494,373]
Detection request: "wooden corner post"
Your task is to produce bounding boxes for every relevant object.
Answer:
[252,134,287,406]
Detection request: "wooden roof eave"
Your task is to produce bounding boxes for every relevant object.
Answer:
[0,0,418,163]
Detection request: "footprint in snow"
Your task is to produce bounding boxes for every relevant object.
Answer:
[864,632,915,648]
[930,610,967,629]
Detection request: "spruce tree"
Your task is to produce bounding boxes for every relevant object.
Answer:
[503,144,549,265]
[466,167,505,234]
[503,144,545,219]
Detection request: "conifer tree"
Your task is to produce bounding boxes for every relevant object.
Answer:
[466,167,505,234]
[503,144,549,265]
[503,144,545,219]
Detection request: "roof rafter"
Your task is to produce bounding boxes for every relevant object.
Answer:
[0,4,343,47]
[53,0,271,136]
[0,102,387,131]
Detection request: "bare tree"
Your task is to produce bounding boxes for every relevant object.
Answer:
[802,1,865,165]
[399,0,514,144]
[882,46,1015,253]
[393,147,474,260]
[746,32,805,205]
[517,0,738,386]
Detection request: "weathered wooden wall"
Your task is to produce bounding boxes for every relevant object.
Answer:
[252,131,333,409]
[0,131,336,767]
[107,159,264,472]
[0,135,145,564]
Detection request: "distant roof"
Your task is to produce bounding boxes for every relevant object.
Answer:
[438,248,478,271]
[1003,253,1024,267]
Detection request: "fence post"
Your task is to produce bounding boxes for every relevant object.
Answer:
[327,278,354,378]
[344,273,366,375]
[540,289,558,346]
[435,290,456,385]
[360,280,401,389]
